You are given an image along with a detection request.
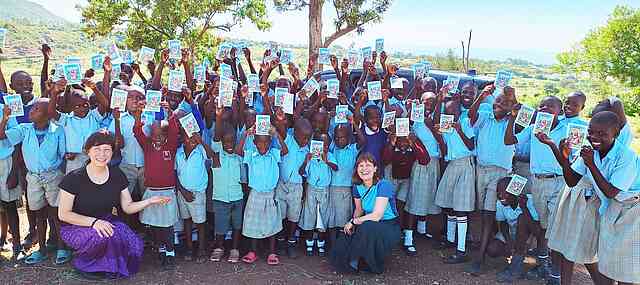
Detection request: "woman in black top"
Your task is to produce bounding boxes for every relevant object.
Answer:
[58,131,170,279]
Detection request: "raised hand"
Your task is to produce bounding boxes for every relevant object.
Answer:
[41,44,51,61]
[103,56,112,73]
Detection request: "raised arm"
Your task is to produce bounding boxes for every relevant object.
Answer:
[0,51,6,93]
[469,84,494,125]
[504,106,519,145]
[151,49,169,91]
[40,44,51,96]
[536,134,581,187]
[182,49,194,91]
[102,56,112,101]
[242,47,256,75]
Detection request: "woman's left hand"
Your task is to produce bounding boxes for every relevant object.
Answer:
[352,217,363,225]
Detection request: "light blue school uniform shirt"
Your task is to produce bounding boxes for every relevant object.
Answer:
[618,122,633,147]
[55,109,104,154]
[474,108,514,171]
[495,193,539,227]
[175,145,208,192]
[515,122,567,175]
[514,138,530,161]
[6,123,65,173]
[304,153,336,189]
[244,148,281,192]
[352,179,397,220]
[412,122,440,158]
[559,116,588,127]
[279,129,309,183]
[330,143,359,187]
[571,139,640,214]
[108,112,152,167]
[0,110,18,160]
[211,141,243,202]
[441,117,475,161]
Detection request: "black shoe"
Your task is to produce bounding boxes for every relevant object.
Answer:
[443,250,469,264]
[12,246,26,262]
[434,240,456,250]
[21,233,34,250]
[287,241,298,259]
[404,245,418,256]
[75,269,106,281]
[466,261,487,276]
[317,246,326,257]
[163,255,176,270]
[525,264,544,280]
[159,252,167,266]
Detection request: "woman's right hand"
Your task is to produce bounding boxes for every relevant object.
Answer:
[93,219,114,238]
[146,196,172,206]
[343,221,354,235]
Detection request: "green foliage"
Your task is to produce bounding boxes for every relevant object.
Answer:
[557,5,640,86]
[80,0,271,58]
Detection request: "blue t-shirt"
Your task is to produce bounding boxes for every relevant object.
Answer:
[474,109,514,170]
[352,179,397,220]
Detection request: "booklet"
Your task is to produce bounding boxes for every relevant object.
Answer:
[168,39,181,59]
[279,49,293,65]
[202,57,211,70]
[335,105,349,124]
[533,111,554,135]
[255,115,271,135]
[382,111,396,129]
[0,28,6,49]
[411,103,425,122]
[493,69,513,96]
[445,75,460,93]
[367,81,382,101]
[3,94,23,118]
[63,63,82,85]
[168,70,185,92]
[302,77,320,95]
[566,123,588,150]
[283,92,295,114]
[396,118,410,137]
[439,114,455,133]
[220,63,233,79]
[361,46,372,62]
[245,92,254,107]
[375,38,384,53]
[347,49,359,66]
[91,54,104,70]
[179,113,200,138]
[144,90,162,113]
[218,77,234,107]
[247,73,259,93]
[318,48,330,65]
[53,64,64,80]
[138,46,155,63]
[391,77,404,89]
[110,88,128,110]
[515,105,535,127]
[121,50,134,64]
[194,65,206,83]
[65,56,82,65]
[506,174,528,196]
[216,42,232,60]
[111,64,121,82]
[412,63,426,79]
[310,140,324,159]
[108,42,121,63]
[274,87,288,107]
[326,79,339,99]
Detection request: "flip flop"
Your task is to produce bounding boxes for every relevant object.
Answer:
[24,251,48,265]
[55,249,72,265]
[267,254,279,266]
[241,251,257,264]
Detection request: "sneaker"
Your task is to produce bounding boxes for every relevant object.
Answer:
[164,255,176,270]
[21,232,35,250]
[287,241,298,259]
[404,245,418,256]
[443,250,469,264]
[210,248,225,262]
[12,246,26,262]
[305,239,314,256]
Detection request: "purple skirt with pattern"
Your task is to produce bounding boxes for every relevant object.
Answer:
[60,215,143,278]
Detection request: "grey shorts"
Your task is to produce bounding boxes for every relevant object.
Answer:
[275,181,303,223]
[299,186,329,231]
[0,157,21,203]
[476,165,509,212]
[177,189,207,224]
[26,170,63,210]
[213,199,244,235]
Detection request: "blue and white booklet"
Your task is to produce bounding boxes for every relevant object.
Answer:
[318,48,330,65]
[194,64,206,84]
[367,81,382,101]
[302,77,320,95]
[375,38,384,53]
[247,73,259,93]
[335,105,349,124]
[3,94,23,117]
[63,63,82,85]
[279,49,293,65]
[144,90,162,113]
[108,42,121,63]
[121,50,134,64]
[326,79,339,99]
[168,39,181,59]
[361,47,372,62]
[274,87,288,107]
[91,54,104,70]
[493,69,513,97]
[168,70,185,92]
[138,46,155,63]
[255,115,271,135]
[220,63,233,79]
[110,89,128,110]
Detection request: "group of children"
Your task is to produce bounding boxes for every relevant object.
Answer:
[0,42,638,285]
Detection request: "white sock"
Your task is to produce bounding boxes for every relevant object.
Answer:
[404,230,414,246]
[305,239,314,248]
[165,250,175,257]
[456,216,468,252]
[417,220,427,234]
[317,240,325,252]
[447,215,456,243]
[159,245,166,253]
[225,230,232,240]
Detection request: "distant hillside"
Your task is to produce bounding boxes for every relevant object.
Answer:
[0,0,69,25]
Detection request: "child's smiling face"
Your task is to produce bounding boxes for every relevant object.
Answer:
[28,99,50,124]
[563,93,586,118]
[150,122,168,148]
[10,71,34,100]
[460,84,476,108]
[492,94,514,119]
[333,125,351,149]
[70,91,90,118]
[587,114,618,152]
[125,90,144,113]
[537,96,562,116]
[254,135,271,155]
[221,132,236,154]
[364,106,381,131]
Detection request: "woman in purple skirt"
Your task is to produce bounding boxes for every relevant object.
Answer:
[57,131,171,280]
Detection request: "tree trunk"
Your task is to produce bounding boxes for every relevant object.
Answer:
[308,0,323,72]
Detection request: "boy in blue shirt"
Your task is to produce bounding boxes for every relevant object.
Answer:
[274,118,312,258]
[504,96,566,284]
[299,133,338,257]
[467,85,516,273]
[0,99,69,265]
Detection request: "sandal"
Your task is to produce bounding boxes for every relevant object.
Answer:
[242,251,258,264]
[210,248,224,262]
[24,251,48,265]
[227,249,240,263]
[55,249,72,265]
[267,253,279,265]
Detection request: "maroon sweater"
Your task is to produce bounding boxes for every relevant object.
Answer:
[382,140,428,179]
[133,116,179,188]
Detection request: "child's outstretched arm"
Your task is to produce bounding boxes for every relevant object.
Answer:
[152,49,169,91]
[0,52,6,93]
[537,134,582,187]
[243,47,256,75]
[504,106,519,145]
[352,88,367,128]
[113,109,124,150]
[83,78,109,115]
[181,49,194,91]
[288,63,302,92]
[351,116,367,149]
[40,44,51,97]
[102,56,112,101]
[339,59,349,94]
[132,63,147,86]
[0,106,11,139]
[324,152,338,171]
[299,153,311,177]
[46,79,65,121]
[382,134,396,166]
[260,83,274,116]
[235,128,250,157]
[213,103,224,141]
[131,106,149,149]
[469,84,495,125]
[410,133,431,165]
[194,133,216,159]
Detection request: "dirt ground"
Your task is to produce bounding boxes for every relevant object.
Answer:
[0,209,592,285]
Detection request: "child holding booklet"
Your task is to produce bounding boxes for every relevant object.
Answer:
[353,89,387,174]
[131,101,180,269]
[539,111,640,285]
[236,123,288,265]
[382,130,428,256]
[433,87,476,264]
[504,95,566,284]
[298,133,337,256]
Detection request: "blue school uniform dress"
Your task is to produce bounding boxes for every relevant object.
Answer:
[329,179,400,274]
[412,121,440,159]
[495,194,539,241]
[515,122,568,229]
[474,108,515,211]
[5,123,65,210]
[242,147,283,239]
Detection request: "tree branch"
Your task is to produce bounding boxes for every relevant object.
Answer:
[323,24,357,48]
